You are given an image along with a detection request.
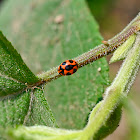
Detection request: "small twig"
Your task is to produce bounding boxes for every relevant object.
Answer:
[35,13,140,86]
[82,31,140,140]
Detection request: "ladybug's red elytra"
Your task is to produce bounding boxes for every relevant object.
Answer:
[58,60,78,76]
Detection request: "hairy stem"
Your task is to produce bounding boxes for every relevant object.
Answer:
[36,13,140,86]
[82,32,140,139]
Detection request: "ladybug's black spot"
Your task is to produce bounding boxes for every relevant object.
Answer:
[60,69,64,75]
[62,62,66,65]
[66,72,71,75]
[59,66,63,70]
[73,69,77,73]
[69,60,73,63]
[65,65,74,70]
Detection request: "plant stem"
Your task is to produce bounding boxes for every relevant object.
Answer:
[36,13,140,86]
[82,32,140,139]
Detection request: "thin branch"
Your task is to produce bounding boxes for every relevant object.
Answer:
[83,31,140,139]
[35,13,140,86]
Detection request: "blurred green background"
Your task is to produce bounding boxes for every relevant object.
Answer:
[0,0,140,139]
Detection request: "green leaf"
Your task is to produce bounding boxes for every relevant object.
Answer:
[0,28,56,128]
[0,91,30,128]
[3,101,121,140]
[0,92,30,127]
[0,89,57,128]
[24,89,57,127]
[0,31,39,97]
[0,0,109,129]
[110,34,136,63]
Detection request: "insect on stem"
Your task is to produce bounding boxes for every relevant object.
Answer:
[36,13,140,86]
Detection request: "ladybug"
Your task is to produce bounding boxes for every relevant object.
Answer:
[58,60,78,76]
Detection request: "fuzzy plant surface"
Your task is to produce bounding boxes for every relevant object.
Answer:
[0,0,109,130]
[0,0,140,140]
